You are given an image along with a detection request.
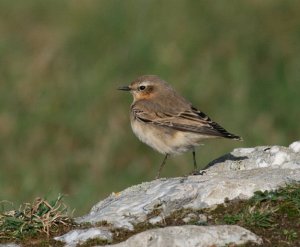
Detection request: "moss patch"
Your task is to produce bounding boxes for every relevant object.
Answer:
[204,184,300,246]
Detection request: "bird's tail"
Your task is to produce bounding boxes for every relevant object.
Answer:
[225,133,243,141]
[209,121,242,141]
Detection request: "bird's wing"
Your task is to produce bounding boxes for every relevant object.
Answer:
[132,104,241,139]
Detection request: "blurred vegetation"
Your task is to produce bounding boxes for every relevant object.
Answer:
[0,0,299,215]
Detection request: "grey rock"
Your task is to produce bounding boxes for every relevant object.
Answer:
[182,213,198,223]
[54,227,112,247]
[100,225,262,247]
[290,141,300,153]
[0,244,21,247]
[198,214,208,224]
[148,216,163,225]
[55,141,300,246]
[76,141,300,230]
[205,141,300,172]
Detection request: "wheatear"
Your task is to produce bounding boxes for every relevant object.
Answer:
[118,75,241,178]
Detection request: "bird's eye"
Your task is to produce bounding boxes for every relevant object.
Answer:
[139,85,146,91]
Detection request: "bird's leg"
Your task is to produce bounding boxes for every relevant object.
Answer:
[191,149,206,176]
[156,154,169,179]
[192,149,197,171]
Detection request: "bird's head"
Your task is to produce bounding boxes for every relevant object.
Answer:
[118,75,169,101]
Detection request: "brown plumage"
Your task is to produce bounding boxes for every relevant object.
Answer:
[119,75,242,178]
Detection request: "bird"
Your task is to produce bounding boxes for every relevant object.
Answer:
[118,75,242,178]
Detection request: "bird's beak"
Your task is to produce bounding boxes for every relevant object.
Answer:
[117,85,131,91]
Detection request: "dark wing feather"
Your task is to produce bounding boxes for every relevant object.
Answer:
[132,104,241,140]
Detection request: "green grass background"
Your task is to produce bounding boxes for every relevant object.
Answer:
[0,0,299,215]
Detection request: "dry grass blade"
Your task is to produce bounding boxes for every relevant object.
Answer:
[0,195,74,240]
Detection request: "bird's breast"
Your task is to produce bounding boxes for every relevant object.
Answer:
[130,118,203,155]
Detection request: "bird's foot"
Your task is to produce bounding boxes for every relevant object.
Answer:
[189,169,206,176]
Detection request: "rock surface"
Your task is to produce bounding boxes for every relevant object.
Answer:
[76,142,300,230]
[54,227,112,247]
[53,141,300,246]
[206,141,300,171]
[76,168,300,230]
[101,225,262,247]
[0,244,20,247]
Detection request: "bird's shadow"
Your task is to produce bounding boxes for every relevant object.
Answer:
[203,153,248,170]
